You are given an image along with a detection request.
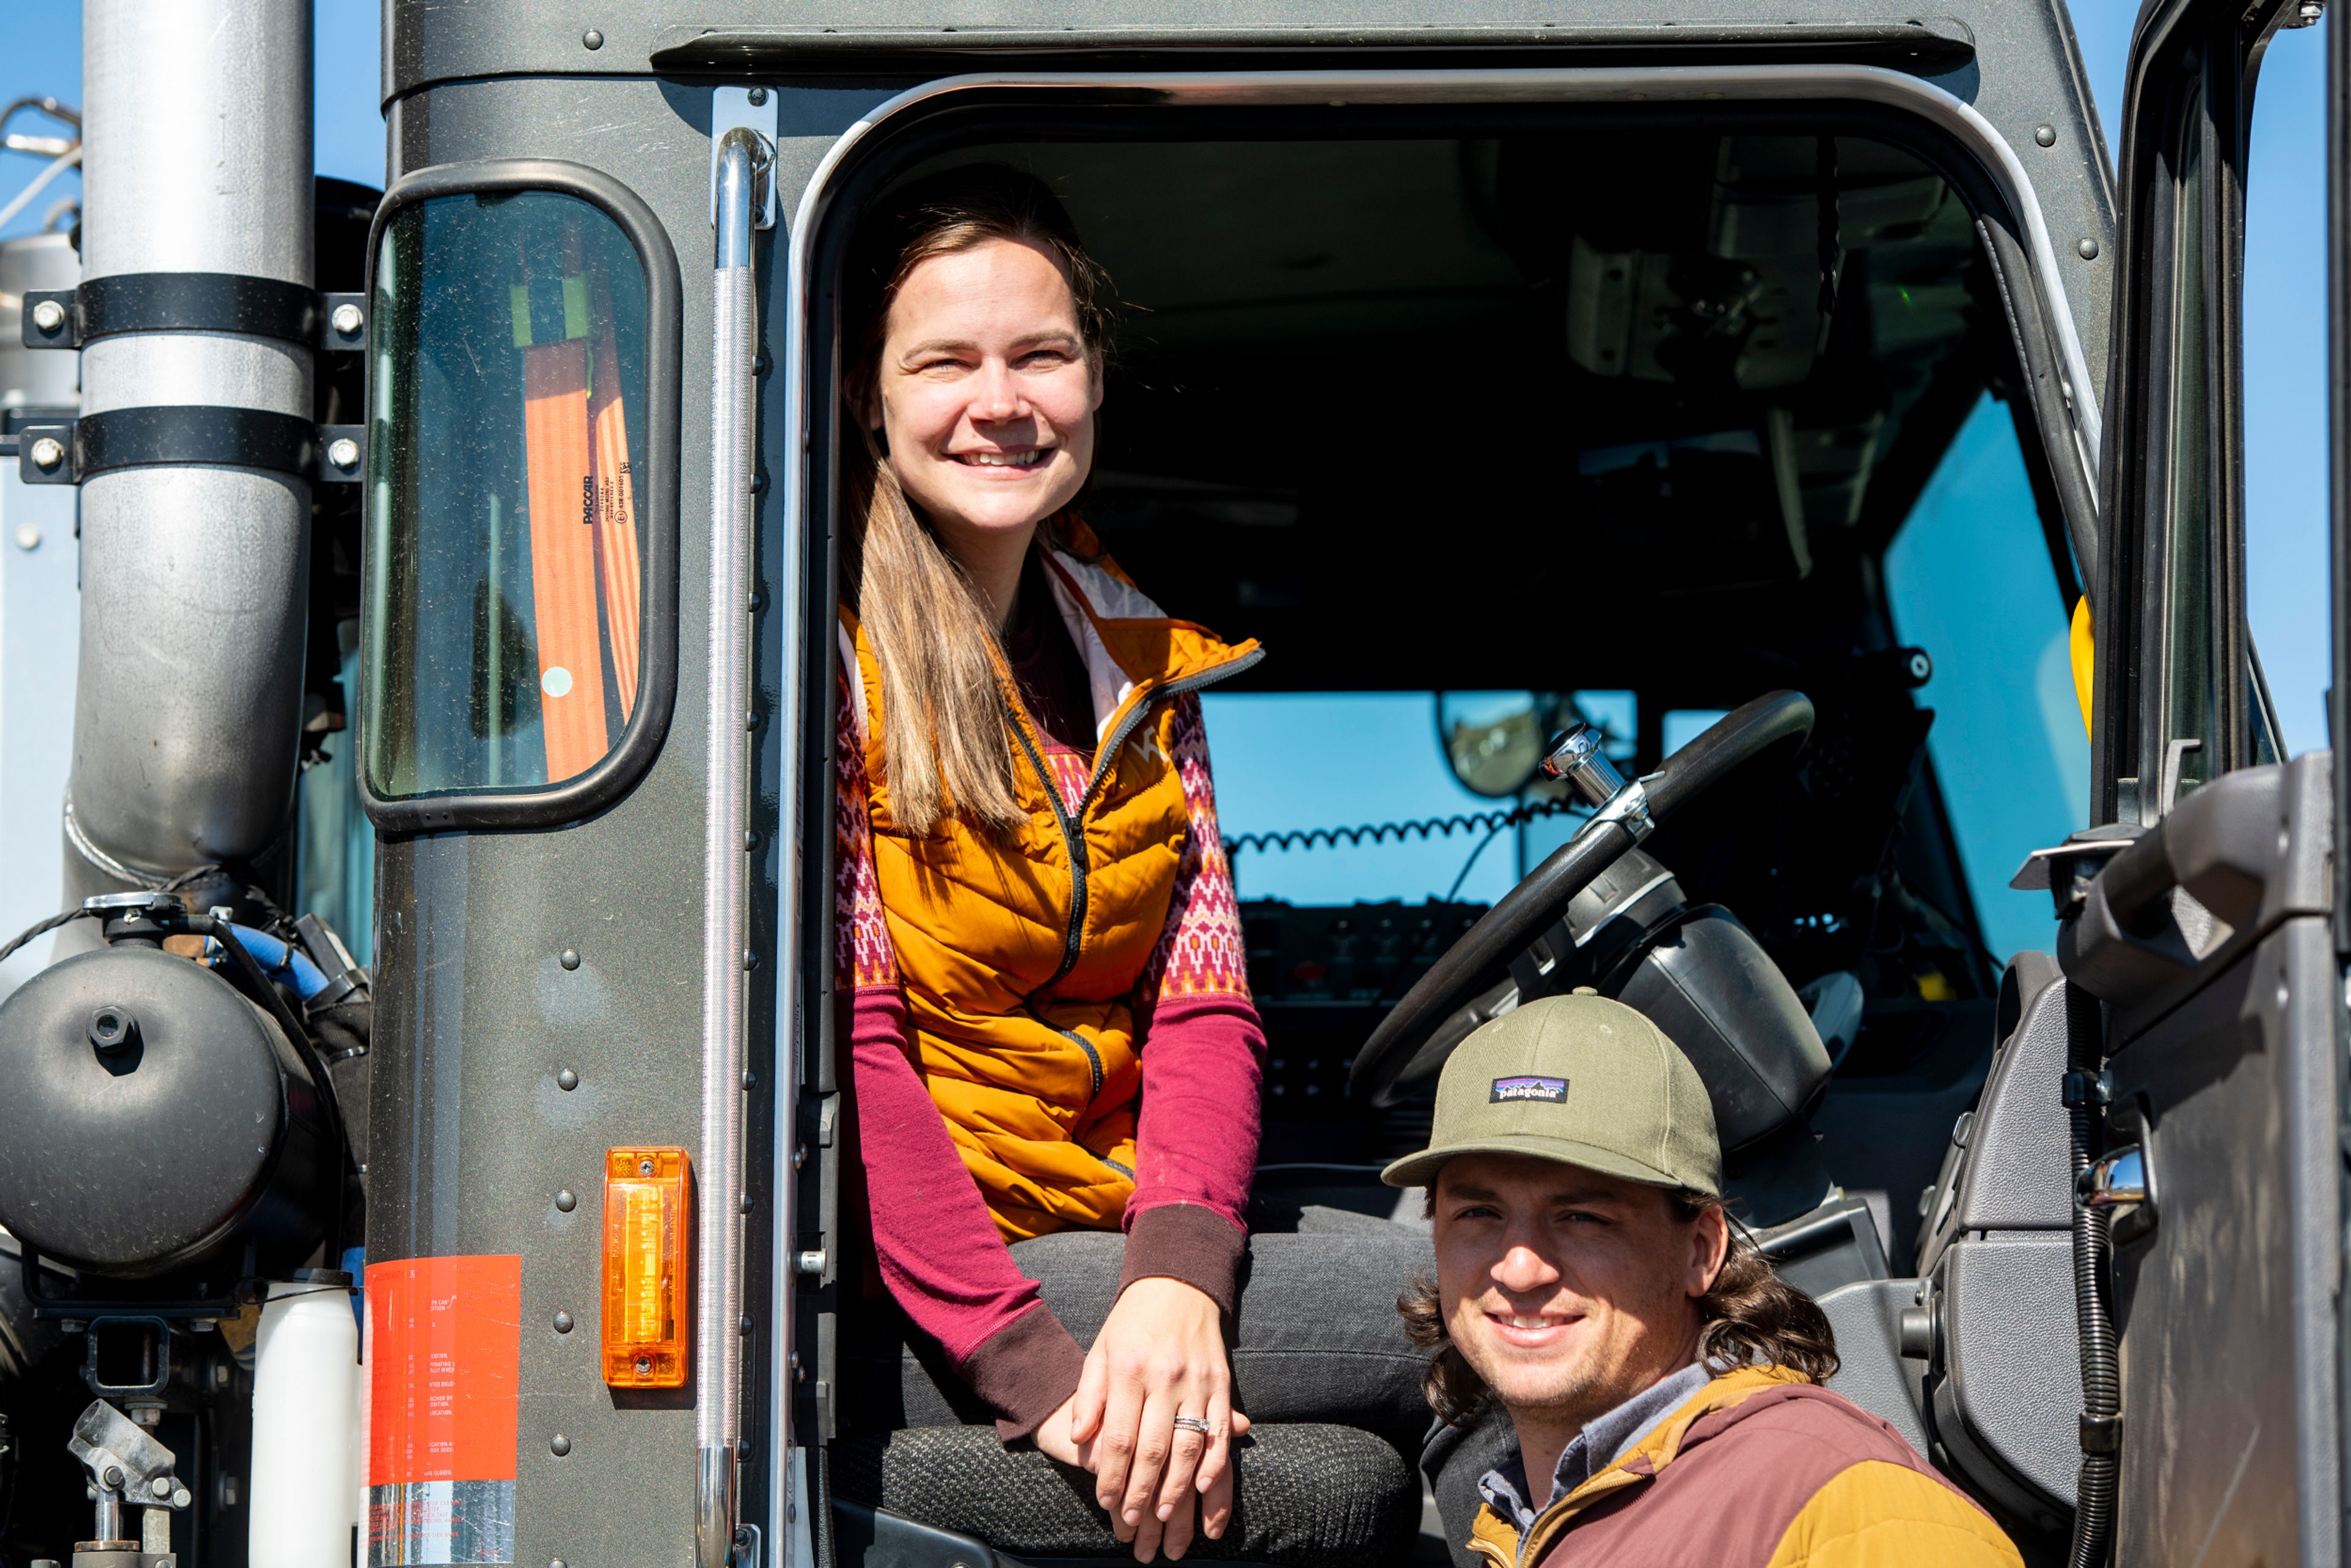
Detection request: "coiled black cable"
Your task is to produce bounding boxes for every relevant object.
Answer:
[2064,980,2118,1568]
[1223,797,1578,860]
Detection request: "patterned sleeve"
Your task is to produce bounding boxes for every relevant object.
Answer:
[837,669,1086,1440]
[836,673,896,993]
[1122,693,1266,1315]
[1135,694,1253,1009]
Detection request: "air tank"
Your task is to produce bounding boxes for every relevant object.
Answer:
[0,942,332,1277]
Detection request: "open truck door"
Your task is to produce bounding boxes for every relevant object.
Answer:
[2050,0,2343,1561]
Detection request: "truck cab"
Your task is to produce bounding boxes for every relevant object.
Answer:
[0,1,2338,1566]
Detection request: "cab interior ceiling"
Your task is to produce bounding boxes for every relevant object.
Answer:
[879,111,2083,706]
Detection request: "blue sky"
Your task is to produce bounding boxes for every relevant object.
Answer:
[0,2,387,225]
[0,2,2334,921]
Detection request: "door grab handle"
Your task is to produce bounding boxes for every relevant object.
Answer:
[2058,759,2334,1008]
[700,103,776,1568]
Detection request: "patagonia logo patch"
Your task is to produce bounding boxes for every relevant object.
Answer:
[1490,1075,1569,1105]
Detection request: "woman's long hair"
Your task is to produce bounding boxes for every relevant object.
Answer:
[839,164,1113,836]
[1398,1192,1842,1426]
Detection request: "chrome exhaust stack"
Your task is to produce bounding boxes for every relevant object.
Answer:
[65,0,315,904]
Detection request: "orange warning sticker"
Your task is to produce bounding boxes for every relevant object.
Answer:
[366,1255,521,1565]
[367,1254,521,1484]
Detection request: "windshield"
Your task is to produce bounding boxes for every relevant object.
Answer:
[1883,394,2089,962]
[1205,693,1533,907]
[1202,391,2083,971]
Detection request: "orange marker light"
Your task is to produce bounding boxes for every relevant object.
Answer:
[601,1147,691,1387]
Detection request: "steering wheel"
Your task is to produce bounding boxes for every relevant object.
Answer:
[1350,690,1815,1107]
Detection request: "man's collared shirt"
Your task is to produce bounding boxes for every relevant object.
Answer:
[1475,1360,1713,1556]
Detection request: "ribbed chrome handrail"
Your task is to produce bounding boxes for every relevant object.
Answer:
[698,126,762,1568]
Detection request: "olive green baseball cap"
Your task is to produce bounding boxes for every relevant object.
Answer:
[1380,992,1722,1198]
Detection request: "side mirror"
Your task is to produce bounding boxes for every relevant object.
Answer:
[1438,692,1552,797]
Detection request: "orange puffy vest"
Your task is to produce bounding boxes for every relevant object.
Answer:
[842,532,1261,1241]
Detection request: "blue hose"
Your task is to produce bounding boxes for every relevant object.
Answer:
[208,923,332,1001]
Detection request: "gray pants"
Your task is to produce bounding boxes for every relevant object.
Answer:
[841,1206,1438,1454]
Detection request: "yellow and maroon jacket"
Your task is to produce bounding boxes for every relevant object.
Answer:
[1466,1366,2024,1568]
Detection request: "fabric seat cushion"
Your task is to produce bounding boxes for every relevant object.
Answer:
[830,1422,1421,1568]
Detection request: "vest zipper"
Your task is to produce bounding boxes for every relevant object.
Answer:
[1024,1002,1108,1098]
[1076,646,1265,816]
[1516,1455,1657,1563]
[1005,713,1091,996]
[1006,643,1266,1079]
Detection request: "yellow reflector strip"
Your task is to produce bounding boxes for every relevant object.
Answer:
[2070,596,2095,739]
[601,1146,690,1388]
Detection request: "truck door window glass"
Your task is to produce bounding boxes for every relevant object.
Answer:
[364,190,652,800]
[2238,19,2327,758]
[1885,394,2088,962]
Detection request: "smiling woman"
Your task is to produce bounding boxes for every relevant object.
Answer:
[829,163,1435,1567]
[841,165,1113,835]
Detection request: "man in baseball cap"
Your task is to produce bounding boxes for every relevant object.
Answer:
[1392,991,2019,1568]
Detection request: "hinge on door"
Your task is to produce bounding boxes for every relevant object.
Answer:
[2061,1068,2113,1108]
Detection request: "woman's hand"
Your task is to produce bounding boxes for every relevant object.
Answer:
[1067,1277,1249,1561]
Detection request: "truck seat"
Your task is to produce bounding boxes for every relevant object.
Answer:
[830,1422,1421,1568]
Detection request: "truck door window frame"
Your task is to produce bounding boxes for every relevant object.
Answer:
[2097,0,2306,820]
[359,159,684,833]
[767,63,2112,1509]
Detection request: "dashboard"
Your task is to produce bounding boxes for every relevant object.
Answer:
[1238,898,1485,1163]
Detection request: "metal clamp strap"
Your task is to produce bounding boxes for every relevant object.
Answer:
[2061,1068,2113,1108]
[1572,775,1656,846]
[21,273,367,352]
[16,408,365,486]
[2077,1412,2123,1454]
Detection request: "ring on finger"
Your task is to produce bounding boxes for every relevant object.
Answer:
[1172,1415,1213,1436]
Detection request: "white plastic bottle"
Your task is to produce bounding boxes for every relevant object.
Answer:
[249,1275,362,1567]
